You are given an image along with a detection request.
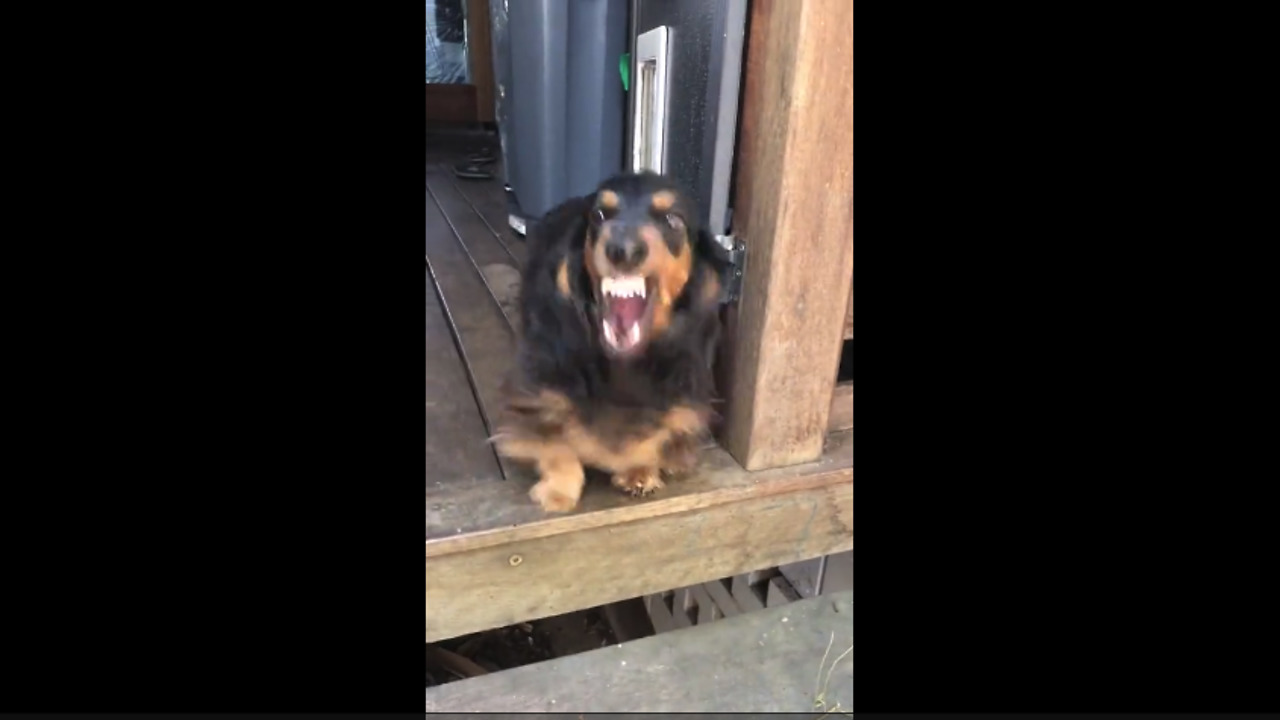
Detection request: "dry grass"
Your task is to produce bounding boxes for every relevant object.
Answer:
[812,630,854,718]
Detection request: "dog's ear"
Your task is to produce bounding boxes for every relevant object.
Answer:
[680,227,728,313]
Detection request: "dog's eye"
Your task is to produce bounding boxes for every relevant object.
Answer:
[665,213,685,231]
[591,208,606,225]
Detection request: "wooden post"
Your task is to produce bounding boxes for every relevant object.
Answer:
[720,0,854,471]
[465,0,495,123]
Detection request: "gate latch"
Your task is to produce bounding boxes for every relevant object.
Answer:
[711,234,746,304]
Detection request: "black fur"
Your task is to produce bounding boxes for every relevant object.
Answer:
[514,173,727,426]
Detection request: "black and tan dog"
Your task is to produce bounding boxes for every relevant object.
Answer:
[493,172,727,512]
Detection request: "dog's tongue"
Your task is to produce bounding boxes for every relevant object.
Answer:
[609,297,646,330]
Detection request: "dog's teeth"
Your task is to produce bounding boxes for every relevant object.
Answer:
[629,324,640,344]
[603,275,647,300]
[602,320,616,345]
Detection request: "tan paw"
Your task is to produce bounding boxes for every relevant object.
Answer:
[529,478,581,513]
[611,468,665,497]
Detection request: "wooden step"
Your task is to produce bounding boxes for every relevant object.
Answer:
[424,590,853,713]
[426,430,852,642]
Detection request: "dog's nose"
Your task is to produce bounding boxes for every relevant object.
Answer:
[605,239,648,267]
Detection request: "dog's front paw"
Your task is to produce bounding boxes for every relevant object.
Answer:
[611,468,665,497]
[529,479,580,512]
[529,465,583,513]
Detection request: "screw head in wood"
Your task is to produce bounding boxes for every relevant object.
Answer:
[508,554,523,567]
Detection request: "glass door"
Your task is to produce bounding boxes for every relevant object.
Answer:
[426,0,470,84]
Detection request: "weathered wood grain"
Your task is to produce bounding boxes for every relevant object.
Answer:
[829,381,853,432]
[425,270,503,491]
[426,429,851,547]
[425,432,852,642]
[426,168,522,330]
[425,591,854,713]
[425,186,529,487]
[448,164,528,267]
[720,0,855,471]
[844,284,854,339]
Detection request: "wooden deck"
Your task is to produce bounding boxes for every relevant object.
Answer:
[425,148,854,643]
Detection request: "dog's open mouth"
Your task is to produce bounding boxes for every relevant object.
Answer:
[598,274,656,357]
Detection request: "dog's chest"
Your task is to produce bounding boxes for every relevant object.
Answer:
[565,404,669,473]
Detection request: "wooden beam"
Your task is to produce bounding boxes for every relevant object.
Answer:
[465,0,495,123]
[426,431,852,641]
[426,473,850,642]
[720,0,855,471]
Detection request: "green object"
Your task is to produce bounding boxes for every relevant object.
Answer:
[620,53,630,92]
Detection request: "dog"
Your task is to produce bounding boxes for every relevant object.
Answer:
[493,172,728,513]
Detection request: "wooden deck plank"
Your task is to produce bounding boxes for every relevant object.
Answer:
[426,167,522,328]
[425,590,854,712]
[424,186,530,489]
[426,431,852,641]
[425,273,504,491]
[427,428,851,547]
[448,164,529,267]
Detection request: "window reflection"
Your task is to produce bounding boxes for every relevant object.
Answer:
[426,0,470,84]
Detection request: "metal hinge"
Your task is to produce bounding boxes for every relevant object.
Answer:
[712,234,747,304]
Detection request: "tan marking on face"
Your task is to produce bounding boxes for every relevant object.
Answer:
[640,224,693,335]
[650,190,676,212]
[556,259,572,298]
[584,221,610,287]
[598,190,619,209]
